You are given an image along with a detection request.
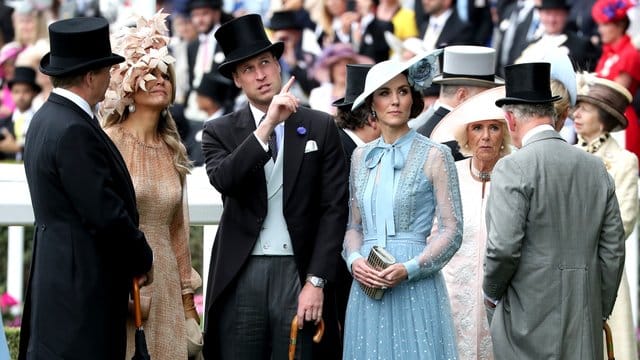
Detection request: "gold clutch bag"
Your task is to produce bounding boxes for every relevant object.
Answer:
[360,246,397,300]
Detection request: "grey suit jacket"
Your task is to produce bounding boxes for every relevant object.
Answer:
[483,130,625,360]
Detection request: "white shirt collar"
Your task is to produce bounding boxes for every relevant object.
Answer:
[249,103,266,128]
[52,87,94,118]
[343,128,365,147]
[522,124,554,146]
[12,107,35,121]
[430,8,453,29]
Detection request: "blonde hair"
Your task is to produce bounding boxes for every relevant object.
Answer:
[550,79,571,122]
[103,64,191,181]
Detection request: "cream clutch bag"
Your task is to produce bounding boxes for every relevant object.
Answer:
[360,246,397,300]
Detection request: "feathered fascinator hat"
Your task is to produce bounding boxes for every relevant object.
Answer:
[591,0,635,23]
[101,10,176,117]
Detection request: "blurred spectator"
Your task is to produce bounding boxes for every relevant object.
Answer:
[15,39,51,110]
[0,66,40,160]
[309,43,373,114]
[418,0,473,51]
[170,11,198,105]
[184,0,234,122]
[493,0,540,76]
[0,42,24,118]
[313,0,353,46]
[516,0,599,71]
[0,0,14,48]
[268,9,319,106]
[377,0,419,41]
[592,0,640,164]
[12,2,49,46]
[352,0,394,63]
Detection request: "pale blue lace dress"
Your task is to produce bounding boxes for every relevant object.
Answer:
[343,129,463,360]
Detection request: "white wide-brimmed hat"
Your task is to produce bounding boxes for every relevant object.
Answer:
[352,48,442,110]
[432,45,503,87]
[545,51,577,106]
[431,86,510,155]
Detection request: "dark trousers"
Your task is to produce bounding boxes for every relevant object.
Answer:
[216,256,313,360]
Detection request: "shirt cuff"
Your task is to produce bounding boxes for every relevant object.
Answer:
[483,291,500,306]
[346,252,363,273]
[253,132,269,151]
[402,259,420,280]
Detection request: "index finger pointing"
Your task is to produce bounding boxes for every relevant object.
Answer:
[280,76,296,94]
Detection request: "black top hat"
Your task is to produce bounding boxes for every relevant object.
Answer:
[196,73,239,104]
[332,64,373,109]
[268,10,304,31]
[495,63,561,107]
[8,66,41,93]
[536,0,571,9]
[40,17,124,77]
[215,14,284,79]
[188,0,222,11]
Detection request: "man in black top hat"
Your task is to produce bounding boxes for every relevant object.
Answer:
[201,14,348,360]
[184,0,234,122]
[483,62,624,358]
[18,17,153,360]
[0,66,40,160]
[517,0,599,71]
[268,10,319,107]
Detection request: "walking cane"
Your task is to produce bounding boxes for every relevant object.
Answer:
[288,316,325,360]
[603,321,615,360]
[132,278,151,360]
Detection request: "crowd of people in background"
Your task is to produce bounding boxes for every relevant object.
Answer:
[0,0,639,359]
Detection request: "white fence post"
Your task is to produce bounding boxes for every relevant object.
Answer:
[7,226,24,313]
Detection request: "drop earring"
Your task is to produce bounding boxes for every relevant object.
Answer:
[371,109,377,118]
[128,104,136,113]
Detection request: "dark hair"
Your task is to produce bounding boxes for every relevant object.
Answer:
[51,73,85,88]
[597,107,619,132]
[335,105,371,130]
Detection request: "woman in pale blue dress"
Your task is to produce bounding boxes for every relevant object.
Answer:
[343,56,462,359]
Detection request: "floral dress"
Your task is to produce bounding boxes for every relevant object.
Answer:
[343,129,462,359]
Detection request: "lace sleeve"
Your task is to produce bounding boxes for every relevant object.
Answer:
[403,144,463,281]
[342,147,365,272]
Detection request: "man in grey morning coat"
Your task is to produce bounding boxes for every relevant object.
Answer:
[483,62,625,360]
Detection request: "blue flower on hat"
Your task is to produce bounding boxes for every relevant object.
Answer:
[408,49,442,92]
[296,126,307,136]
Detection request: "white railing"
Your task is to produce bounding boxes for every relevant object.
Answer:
[0,164,220,309]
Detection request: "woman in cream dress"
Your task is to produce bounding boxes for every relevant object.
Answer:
[573,74,638,360]
[432,86,511,360]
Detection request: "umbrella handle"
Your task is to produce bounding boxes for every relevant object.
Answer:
[288,316,325,360]
[132,278,142,328]
[603,321,615,360]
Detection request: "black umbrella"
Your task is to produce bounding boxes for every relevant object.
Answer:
[132,279,151,360]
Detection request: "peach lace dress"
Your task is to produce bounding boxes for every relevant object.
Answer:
[105,125,193,360]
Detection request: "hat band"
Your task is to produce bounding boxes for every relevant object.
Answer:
[49,54,109,69]
[442,72,495,81]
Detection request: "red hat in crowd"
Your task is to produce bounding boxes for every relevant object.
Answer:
[591,0,635,23]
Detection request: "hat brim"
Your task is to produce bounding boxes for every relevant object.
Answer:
[40,52,125,77]
[351,49,440,110]
[218,42,284,79]
[577,95,628,131]
[433,75,504,87]
[495,95,562,107]
[332,97,351,108]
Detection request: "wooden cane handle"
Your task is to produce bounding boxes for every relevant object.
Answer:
[288,316,326,360]
[604,322,615,360]
[132,279,142,328]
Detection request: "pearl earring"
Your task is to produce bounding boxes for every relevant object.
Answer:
[128,104,136,113]
[161,108,168,117]
[500,145,504,149]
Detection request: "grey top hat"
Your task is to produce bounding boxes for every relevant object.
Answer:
[433,45,504,87]
[40,17,124,77]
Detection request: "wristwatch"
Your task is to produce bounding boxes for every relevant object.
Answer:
[306,275,326,288]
